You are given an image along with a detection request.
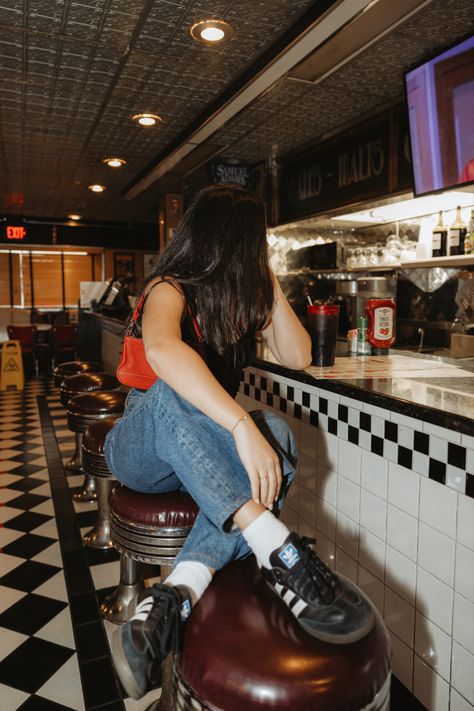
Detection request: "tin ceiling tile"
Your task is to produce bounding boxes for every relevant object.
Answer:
[1,0,471,222]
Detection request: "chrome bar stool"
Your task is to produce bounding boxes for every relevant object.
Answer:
[102,485,198,625]
[81,417,118,549]
[61,372,120,478]
[53,360,103,387]
[67,390,126,502]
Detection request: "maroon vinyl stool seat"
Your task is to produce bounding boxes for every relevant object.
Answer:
[53,360,103,387]
[67,389,126,502]
[152,557,390,711]
[81,417,119,550]
[61,372,119,482]
[102,485,199,625]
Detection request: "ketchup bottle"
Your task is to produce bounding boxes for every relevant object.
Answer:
[366,298,396,353]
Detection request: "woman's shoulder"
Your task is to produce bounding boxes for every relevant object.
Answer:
[144,276,185,299]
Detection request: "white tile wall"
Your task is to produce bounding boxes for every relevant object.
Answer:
[450,689,474,711]
[456,495,474,550]
[337,475,360,523]
[454,544,474,603]
[297,453,317,494]
[299,424,318,462]
[390,632,413,690]
[316,498,336,541]
[451,642,474,705]
[359,565,384,616]
[388,463,420,518]
[242,372,474,711]
[317,462,337,507]
[415,611,453,681]
[360,489,387,541]
[414,656,450,711]
[299,486,317,528]
[417,568,454,636]
[361,450,388,499]
[336,510,359,559]
[386,505,418,561]
[385,545,417,605]
[418,522,456,587]
[452,593,474,655]
[338,439,361,484]
[385,587,415,647]
[420,478,458,539]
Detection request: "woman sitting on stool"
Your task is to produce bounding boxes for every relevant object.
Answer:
[104,184,374,700]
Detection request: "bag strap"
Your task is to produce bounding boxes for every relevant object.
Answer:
[129,281,204,344]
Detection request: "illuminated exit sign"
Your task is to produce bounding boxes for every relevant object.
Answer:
[6,225,27,240]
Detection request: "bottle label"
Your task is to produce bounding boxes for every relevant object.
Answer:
[374,307,393,341]
[449,229,460,247]
[432,233,441,250]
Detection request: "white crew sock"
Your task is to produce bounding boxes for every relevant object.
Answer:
[241,510,290,568]
[164,561,213,603]
[130,561,213,622]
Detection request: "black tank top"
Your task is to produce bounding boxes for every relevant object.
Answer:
[180,284,256,399]
[141,280,256,399]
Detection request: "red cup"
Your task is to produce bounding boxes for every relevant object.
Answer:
[307,304,340,367]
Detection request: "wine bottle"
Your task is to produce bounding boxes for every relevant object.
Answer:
[448,206,467,256]
[432,210,447,258]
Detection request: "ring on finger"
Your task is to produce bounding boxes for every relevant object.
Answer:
[259,475,269,480]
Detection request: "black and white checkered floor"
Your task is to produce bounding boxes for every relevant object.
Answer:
[0,379,160,711]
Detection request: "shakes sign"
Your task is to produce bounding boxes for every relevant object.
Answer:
[279,108,412,222]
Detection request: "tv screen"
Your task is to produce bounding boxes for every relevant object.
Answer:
[405,34,474,196]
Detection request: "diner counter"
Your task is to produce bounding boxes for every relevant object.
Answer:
[254,343,474,436]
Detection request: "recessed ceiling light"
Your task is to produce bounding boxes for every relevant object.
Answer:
[190,20,233,44]
[102,157,126,168]
[67,214,82,220]
[88,184,106,193]
[132,113,162,127]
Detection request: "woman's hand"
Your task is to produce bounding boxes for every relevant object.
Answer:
[232,417,282,508]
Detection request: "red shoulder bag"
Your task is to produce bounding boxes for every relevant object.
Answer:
[116,290,204,390]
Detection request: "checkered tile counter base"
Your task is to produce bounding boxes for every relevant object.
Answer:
[241,370,474,499]
[238,366,474,711]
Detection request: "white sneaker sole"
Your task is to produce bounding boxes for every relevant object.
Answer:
[110,626,147,700]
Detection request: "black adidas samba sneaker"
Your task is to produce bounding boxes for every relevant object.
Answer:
[261,533,375,644]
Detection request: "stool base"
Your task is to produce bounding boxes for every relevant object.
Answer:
[65,433,84,472]
[101,555,145,624]
[82,477,113,548]
[82,520,112,549]
[72,473,97,502]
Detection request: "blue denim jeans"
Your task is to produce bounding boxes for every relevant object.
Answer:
[104,379,297,571]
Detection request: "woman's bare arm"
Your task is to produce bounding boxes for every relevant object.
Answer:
[261,275,312,370]
[141,280,281,508]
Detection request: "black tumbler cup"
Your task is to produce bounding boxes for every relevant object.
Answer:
[307,304,340,367]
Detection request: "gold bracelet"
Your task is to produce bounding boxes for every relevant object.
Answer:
[230,414,249,435]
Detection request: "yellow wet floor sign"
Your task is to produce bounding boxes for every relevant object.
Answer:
[1,340,24,390]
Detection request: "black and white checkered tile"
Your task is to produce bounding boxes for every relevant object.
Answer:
[241,369,474,499]
[0,379,161,711]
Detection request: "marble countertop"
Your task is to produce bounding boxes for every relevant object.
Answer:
[254,345,474,435]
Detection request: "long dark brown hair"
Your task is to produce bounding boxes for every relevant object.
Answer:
[143,183,274,353]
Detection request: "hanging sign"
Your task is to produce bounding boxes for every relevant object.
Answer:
[279,114,392,222]
[208,160,255,190]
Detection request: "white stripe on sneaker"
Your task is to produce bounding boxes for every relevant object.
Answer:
[291,599,307,616]
[282,590,296,606]
[131,596,154,621]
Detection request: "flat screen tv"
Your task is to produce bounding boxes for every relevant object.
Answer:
[405,34,474,196]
